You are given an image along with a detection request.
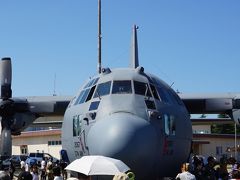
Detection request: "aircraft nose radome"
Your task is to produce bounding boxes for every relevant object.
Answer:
[87,112,158,178]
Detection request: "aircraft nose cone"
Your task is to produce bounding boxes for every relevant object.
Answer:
[87,113,158,178]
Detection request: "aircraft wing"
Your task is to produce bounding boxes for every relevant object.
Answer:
[178,93,240,124]
[0,95,72,135]
[26,96,73,116]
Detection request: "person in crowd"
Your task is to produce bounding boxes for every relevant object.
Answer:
[31,165,39,180]
[0,171,11,180]
[40,158,47,180]
[8,159,15,179]
[52,166,63,180]
[47,160,54,180]
[21,160,26,169]
[192,159,205,180]
[176,163,196,180]
[113,173,129,180]
[215,159,228,180]
[204,156,216,180]
[77,173,91,180]
[18,167,33,180]
[60,160,68,180]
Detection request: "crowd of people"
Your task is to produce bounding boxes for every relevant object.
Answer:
[4,154,240,180]
[0,157,68,180]
[176,155,240,180]
[0,157,135,180]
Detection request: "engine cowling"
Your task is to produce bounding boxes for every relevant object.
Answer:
[10,113,37,135]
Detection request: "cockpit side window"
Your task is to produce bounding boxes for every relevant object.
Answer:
[133,81,151,97]
[150,84,159,100]
[112,80,132,94]
[156,87,170,103]
[93,81,111,98]
[85,85,96,102]
[79,88,90,104]
[74,91,85,105]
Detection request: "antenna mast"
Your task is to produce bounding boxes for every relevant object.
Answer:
[53,73,56,96]
[98,0,102,74]
[130,25,139,68]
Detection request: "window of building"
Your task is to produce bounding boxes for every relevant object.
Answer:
[216,146,223,156]
[48,141,62,146]
[112,80,132,94]
[20,145,28,155]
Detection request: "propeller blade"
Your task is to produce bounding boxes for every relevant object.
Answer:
[1,57,12,100]
[0,118,12,159]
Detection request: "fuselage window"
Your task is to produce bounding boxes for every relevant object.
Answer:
[150,84,160,100]
[164,114,176,136]
[93,81,111,98]
[89,101,100,111]
[85,85,96,102]
[133,81,151,97]
[112,80,132,94]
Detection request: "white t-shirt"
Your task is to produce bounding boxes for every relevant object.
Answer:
[20,161,25,168]
[41,160,46,169]
[176,171,196,180]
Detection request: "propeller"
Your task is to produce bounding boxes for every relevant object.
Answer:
[0,57,13,159]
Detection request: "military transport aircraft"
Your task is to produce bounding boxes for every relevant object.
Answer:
[0,26,240,179]
[1,4,240,180]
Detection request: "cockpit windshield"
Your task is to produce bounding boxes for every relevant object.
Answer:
[83,77,99,89]
[93,81,111,98]
[112,80,132,94]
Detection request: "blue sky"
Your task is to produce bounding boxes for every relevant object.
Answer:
[0,1,239,96]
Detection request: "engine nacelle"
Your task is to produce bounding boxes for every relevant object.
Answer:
[10,113,37,135]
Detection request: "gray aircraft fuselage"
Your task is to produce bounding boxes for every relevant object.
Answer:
[61,67,192,179]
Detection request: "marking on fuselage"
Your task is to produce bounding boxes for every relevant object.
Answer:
[162,137,174,155]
